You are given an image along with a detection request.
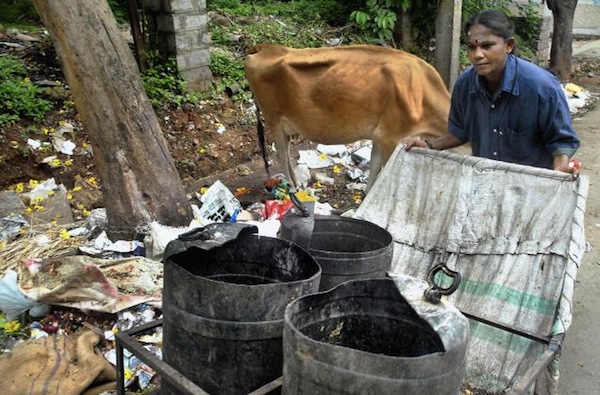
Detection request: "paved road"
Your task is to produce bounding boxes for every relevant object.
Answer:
[557,40,600,394]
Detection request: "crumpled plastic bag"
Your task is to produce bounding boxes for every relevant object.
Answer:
[196,180,241,223]
[0,270,49,320]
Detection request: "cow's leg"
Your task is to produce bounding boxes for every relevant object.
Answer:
[366,142,383,193]
[273,124,298,187]
[366,141,397,193]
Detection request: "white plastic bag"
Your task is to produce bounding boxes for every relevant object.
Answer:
[0,270,49,320]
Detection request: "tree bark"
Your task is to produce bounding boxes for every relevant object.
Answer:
[393,10,414,49]
[32,0,193,240]
[547,0,578,80]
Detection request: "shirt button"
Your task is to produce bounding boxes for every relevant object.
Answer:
[493,152,498,156]
[491,104,496,109]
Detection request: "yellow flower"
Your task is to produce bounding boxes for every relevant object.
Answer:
[234,187,250,196]
[32,196,45,205]
[42,127,50,135]
[333,165,341,174]
[87,177,99,187]
[59,229,71,239]
[66,192,73,200]
[25,207,32,214]
[319,153,328,160]
[15,183,24,193]
[64,160,73,167]
[33,204,45,212]
[4,320,21,333]
[124,369,133,381]
[23,77,30,83]
[28,179,39,188]
[58,109,66,114]
[200,187,208,195]
[82,208,91,217]
[51,158,61,167]
[58,120,66,126]
[72,186,82,192]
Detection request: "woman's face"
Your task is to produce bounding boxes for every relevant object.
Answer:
[466,24,514,85]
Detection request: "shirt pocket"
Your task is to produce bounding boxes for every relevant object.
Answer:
[506,128,536,161]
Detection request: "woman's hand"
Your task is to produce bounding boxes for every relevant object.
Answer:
[405,137,430,151]
[553,155,579,179]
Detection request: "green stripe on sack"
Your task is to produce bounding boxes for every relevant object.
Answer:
[438,276,556,316]
[468,321,546,355]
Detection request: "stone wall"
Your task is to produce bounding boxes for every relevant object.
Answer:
[143,0,213,91]
[574,1,600,38]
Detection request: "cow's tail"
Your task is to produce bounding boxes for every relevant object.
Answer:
[254,99,270,177]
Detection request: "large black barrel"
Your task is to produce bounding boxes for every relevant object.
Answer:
[162,230,321,394]
[280,215,393,291]
[282,278,469,394]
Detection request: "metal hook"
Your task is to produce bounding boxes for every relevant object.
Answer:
[424,261,462,304]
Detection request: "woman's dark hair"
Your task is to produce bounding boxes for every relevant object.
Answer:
[464,9,515,40]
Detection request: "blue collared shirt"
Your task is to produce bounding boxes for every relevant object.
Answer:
[448,55,579,169]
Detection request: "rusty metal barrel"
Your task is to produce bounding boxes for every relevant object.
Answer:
[161,225,321,394]
[280,214,394,291]
[282,278,469,394]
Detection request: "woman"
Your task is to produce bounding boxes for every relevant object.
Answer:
[407,9,580,175]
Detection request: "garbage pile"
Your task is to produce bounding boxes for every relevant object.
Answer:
[0,82,593,393]
[0,139,375,393]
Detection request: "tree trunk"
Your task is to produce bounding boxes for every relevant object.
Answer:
[393,10,414,49]
[32,0,193,240]
[547,0,578,80]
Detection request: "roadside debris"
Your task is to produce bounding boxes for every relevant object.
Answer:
[0,81,593,391]
[0,143,362,392]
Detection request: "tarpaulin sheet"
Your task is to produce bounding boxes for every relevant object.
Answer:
[354,146,588,393]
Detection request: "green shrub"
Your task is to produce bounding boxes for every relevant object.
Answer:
[142,52,189,108]
[0,55,53,125]
[210,49,246,86]
[0,0,39,25]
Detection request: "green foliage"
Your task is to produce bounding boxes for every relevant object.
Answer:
[350,0,400,44]
[348,0,438,49]
[208,0,358,27]
[141,51,204,109]
[0,0,39,25]
[107,0,130,26]
[0,55,53,125]
[210,49,246,89]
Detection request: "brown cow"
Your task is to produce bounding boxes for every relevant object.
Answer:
[244,43,450,192]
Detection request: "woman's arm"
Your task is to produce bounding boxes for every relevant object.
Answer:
[405,133,466,151]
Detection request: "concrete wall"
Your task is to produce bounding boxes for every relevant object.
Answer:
[574,0,600,38]
[144,0,213,91]
[513,0,600,64]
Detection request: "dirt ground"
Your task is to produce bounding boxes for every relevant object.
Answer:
[0,37,364,217]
